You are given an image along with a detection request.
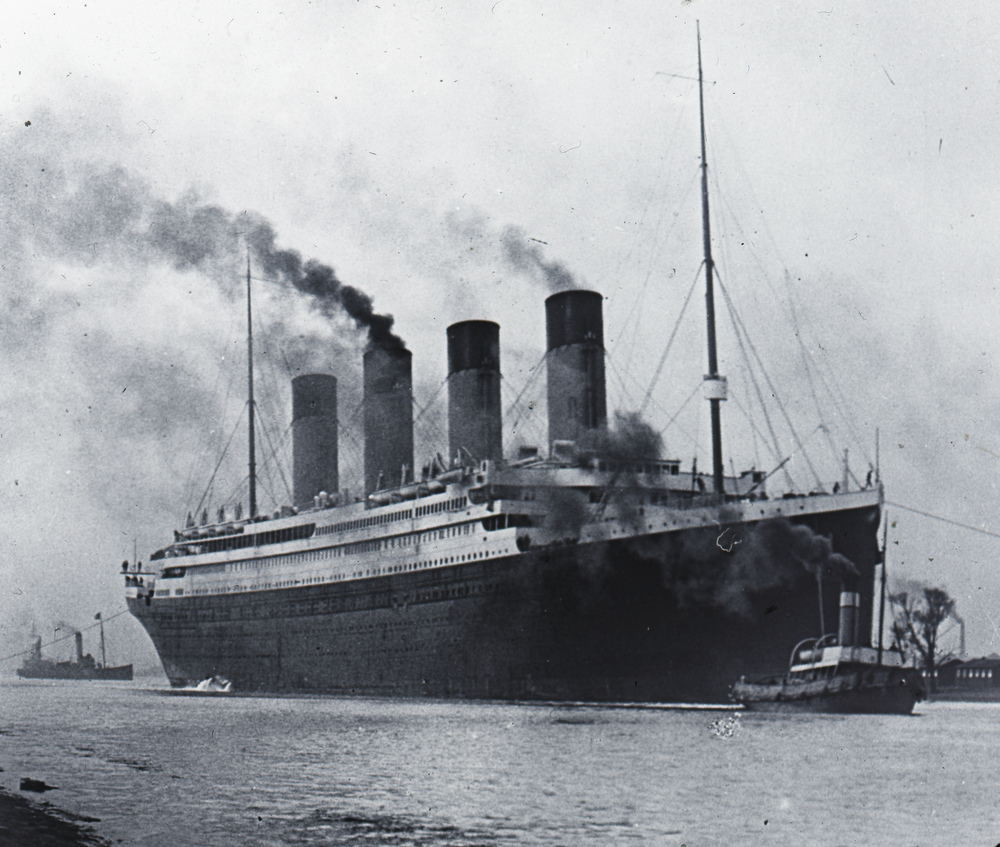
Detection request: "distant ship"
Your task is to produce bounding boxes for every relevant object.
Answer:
[124,31,883,703]
[17,622,133,681]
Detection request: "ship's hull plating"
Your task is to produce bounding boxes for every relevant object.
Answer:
[129,503,880,703]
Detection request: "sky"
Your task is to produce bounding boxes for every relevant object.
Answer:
[1,0,998,669]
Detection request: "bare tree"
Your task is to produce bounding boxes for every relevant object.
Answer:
[890,585,956,693]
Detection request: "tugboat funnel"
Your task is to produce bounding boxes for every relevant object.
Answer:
[838,590,860,648]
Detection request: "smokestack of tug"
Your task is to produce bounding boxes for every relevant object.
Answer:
[447,321,502,464]
[364,345,414,495]
[838,590,861,648]
[75,632,84,663]
[292,374,339,509]
[545,290,607,450]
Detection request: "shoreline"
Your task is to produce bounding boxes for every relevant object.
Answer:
[0,787,110,847]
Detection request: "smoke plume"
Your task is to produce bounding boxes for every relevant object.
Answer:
[500,225,577,292]
[623,516,859,619]
[592,411,663,463]
[245,220,403,349]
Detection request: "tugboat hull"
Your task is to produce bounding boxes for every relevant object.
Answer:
[733,667,925,715]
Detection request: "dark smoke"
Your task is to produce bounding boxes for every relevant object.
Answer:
[500,225,576,292]
[245,219,403,349]
[14,157,402,350]
[759,519,858,581]
[586,412,664,528]
[545,489,591,538]
[592,411,663,462]
[0,119,390,531]
[624,516,858,619]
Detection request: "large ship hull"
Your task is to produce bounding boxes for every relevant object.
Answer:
[128,499,880,703]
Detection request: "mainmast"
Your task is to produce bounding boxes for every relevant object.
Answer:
[877,513,888,665]
[246,251,257,519]
[697,21,727,496]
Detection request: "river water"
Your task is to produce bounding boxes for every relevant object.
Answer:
[0,679,996,846]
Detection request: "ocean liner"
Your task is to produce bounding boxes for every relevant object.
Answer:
[124,34,883,703]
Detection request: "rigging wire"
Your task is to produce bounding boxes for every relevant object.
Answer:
[885,501,1000,541]
[0,609,132,664]
[193,408,246,521]
[254,404,293,506]
[716,272,825,490]
[779,267,847,471]
[604,352,701,455]
[337,398,367,494]
[638,264,703,417]
[413,377,447,426]
[604,352,642,412]
[656,381,702,446]
[714,272,790,486]
[181,307,243,514]
[706,108,875,470]
[412,377,450,463]
[779,268,876,472]
[338,422,366,496]
[254,474,282,513]
[504,351,548,438]
[500,373,548,453]
[606,98,694,371]
[726,390,785,471]
[616,169,701,372]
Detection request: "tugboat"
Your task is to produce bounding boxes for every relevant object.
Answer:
[731,587,925,715]
[17,618,133,681]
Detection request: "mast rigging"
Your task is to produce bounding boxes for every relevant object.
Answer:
[697,21,727,496]
[246,250,257,519]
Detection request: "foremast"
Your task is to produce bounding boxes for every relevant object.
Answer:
[246,251,257,519]
[697,22,727,496]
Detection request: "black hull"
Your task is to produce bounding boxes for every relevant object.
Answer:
[733,668,925,715]
[129,504,880,703]
[16,663,134,681]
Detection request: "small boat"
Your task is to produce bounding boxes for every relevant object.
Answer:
[732,574,925,714]
[17,621,133,682]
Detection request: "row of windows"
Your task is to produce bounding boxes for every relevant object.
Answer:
[416,497,467,517]
[176,523,316,556]
[314,496,470,536]
[592,461,681,475]
[318,509,415,536]
[223,523,480,574]
[957,668,994,679]
[189,571,352,595]
[181,548,513,597]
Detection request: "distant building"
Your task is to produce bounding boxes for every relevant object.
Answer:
[935,658,963,688]
[952,655,1000,689]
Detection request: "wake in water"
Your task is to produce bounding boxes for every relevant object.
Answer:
[159,676,234,696]
[193,676,232,693]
